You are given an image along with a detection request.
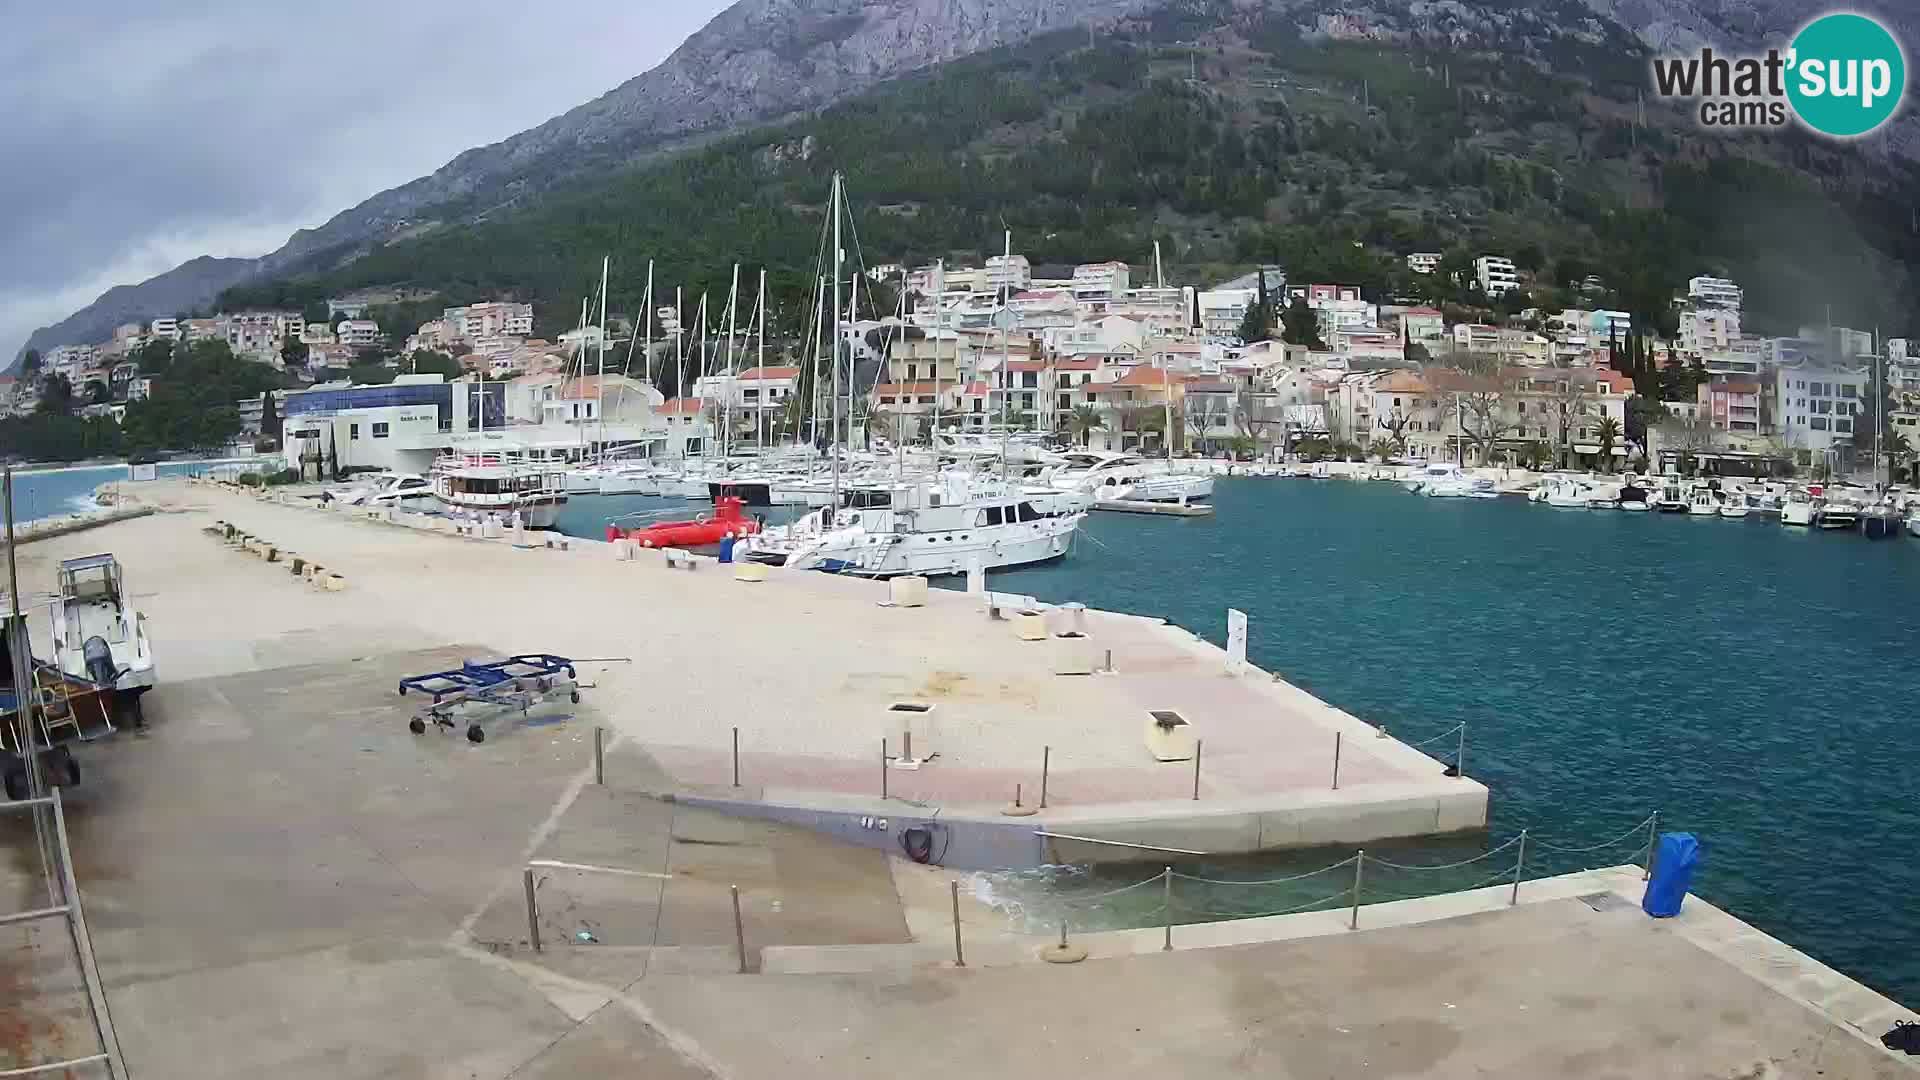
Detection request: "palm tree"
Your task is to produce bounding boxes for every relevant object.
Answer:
[1595,415,1622,471]
[1068,404,1105,447]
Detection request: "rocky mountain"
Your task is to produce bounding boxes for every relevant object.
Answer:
[20,0,1919,361]
[17,0,1150,363]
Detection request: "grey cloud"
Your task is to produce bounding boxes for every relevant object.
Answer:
[0,0,729,360]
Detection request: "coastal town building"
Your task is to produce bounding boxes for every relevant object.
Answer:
[1405,252,1442,275]
[1474,255,1520,296]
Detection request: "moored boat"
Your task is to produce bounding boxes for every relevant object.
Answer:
[607,496,763,548]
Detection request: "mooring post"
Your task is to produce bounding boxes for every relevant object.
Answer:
[1162,866,1174,951]
[1511,829,1527,906]
[1456,722,1467,778]
[881,738,889,801]
[1191,739,1203,801]
[523,868,541,953]
[1644,810,1661,881]
[950,880,965,968]
[1349,851,1365,931]
[1039,746,1051,809]
[731,884,747,974]
[593,726,604,785]
[1332,730,1343,790]
[732,726,740,787]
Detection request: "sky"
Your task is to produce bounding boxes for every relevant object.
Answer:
[0,0,732,362]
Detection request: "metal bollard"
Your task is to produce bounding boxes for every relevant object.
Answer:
[731,884,747,974]
[1039,746,1051,809]
[593,726,604,785]
[881,738,889,800]
[1643,810,1661,881]
[732,726,741,788]
[1162,866,1174,951]
[1349,851,1365,930]
[1332,731,1342,791]
[951,880,965,968]
[524,868,541,952]
[1191,739,1203,801]
[1456,722,1467,778]
[1511,829,1527,906]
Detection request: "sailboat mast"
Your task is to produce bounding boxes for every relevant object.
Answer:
[757,269,768,450]
[931,259,944,445]
[810,276,825,450]
[998,228,1011,480]
[723,263,740,462]
[831,172,844,507]
[596,255,609,464]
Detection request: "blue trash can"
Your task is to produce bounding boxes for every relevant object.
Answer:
[1641,832,1700,918]
[718,536,736,564]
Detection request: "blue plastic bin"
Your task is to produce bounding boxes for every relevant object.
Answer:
[1641,832,1700,918]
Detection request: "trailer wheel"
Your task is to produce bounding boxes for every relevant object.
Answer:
[408,718,426,735]
[570,691,581,704]
[466,725,485,744]
[3,767,27,802]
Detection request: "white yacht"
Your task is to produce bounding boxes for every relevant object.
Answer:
[1686,485,1721,516]
[1042,452,1213,504]
[1812,490,1861,530]
[431,452,570,528]
[1530,476,1594,508]
[744,473,1084,577]
[1781,488,1816,526]
[50,555,155,725]
[1405,461,1465,494]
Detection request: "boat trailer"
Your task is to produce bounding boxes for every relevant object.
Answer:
[397,654,581,744]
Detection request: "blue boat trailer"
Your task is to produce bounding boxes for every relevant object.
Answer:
[397,654,580,743]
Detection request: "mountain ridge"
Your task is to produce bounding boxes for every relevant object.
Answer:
[18,0,1918,361]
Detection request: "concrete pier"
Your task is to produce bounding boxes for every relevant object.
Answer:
[0,480,1907,1077]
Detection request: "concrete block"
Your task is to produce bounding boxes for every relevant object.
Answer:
[613,539,636,561]
[889,576,928,607]
[1013,611,1048,641]
[321,573,347,592]
[1433,787,1491,833]
[733,561,769,583]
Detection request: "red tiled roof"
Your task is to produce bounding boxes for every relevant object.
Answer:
[1006,358,1102,373]
[555,375,644,400]
[661,398,703,416]
[736,366,799,380]
[1111,366,1182,387]
[959,381,990,397]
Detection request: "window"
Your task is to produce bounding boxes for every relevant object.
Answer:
[1021,372,1038,388]
[1838,384,1856,398]
[1021,393,1035,410]
[1811,417,1829,430]
[371,422,390,439]
[349,423,360,440]
[1836,418,1852,433]
[906,364,918,381]
[1516,402,1526,414]
[743,389,758,401]
[917,396,935,405]
[1017,502,1040,522]
[984,506,1004,526]
[1393,397,1402,407]
[1058,394,1072,410]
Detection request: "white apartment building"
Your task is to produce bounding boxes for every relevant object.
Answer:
[455,301,534,339]
[149,317,181,341]
[1678,307,1741,355]
[1775,362,1869,455]
[982,254,1032,294]
[224,312,282,360]
[301,322,337,346]
[1474,256,1519,296]
[1688,276,1743,309]
[1071,262,1131,302]
[43,344,98,381]
[337,320,382,348]
[1198,289,1257,338]
[1405,252,1442,275]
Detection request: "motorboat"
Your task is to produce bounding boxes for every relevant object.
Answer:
[1308,462,1332,480]
[1617,479,1651,511]
[607,496,764,549]
[49,554,155,726]
[1531,476,1594,508]
[1042,452,1213,504]
[1860,501,1900,540]
[1653,481,1690,513]
[431,452,570,529]
[1717,500,1750,519]
[745,472,1084,577]
[1812,493,1860,530]
[330,471,432,507]
[1406,461,1466,494]
[1686,486,1721,516]
[1780,488,1815,526]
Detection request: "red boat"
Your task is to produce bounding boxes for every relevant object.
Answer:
[606,496,763,548]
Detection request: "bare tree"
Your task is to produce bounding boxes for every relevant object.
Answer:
[1543,369,1595,469]
[1374,408,1414,459]
[1655,409,1718,473]
[1234,386,1284,452]
[1186,394,1227,452]
[1456,377,1519,466]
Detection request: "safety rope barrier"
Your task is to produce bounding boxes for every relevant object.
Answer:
[1055,872,1168,905]
[1365,834,1523,872]
[1406,722,1465,750]
[1527,814,1658,855]
[1171,888,1355,921]
[1170,855,1359,888]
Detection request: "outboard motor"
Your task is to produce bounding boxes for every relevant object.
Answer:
[82,636,116,687]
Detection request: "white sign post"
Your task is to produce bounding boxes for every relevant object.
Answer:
[1226,608,1248,674]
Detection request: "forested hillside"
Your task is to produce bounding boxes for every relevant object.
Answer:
[220,0,1920,341]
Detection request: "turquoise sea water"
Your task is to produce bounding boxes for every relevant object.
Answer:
[564,479,1920,1003]
[6,461,249,526]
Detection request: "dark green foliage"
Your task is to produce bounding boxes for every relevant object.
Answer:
[119,341,290,456]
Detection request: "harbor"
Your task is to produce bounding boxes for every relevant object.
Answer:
[0,478,1912,1077]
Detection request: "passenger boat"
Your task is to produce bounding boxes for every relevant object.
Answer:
[1812,495,1860,530]
[1653,482,1690,513]
[431,452,570,529]
[1617,479,1651,510]
[1686,486,1721,516]
[1042,452,1213,504]
[1405,461,1466,494]
[49,554,155,725]
[745,473,1084,577]
[606,495,763,548]
[1780,488,1816,526]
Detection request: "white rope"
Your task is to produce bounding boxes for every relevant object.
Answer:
[1059,873,1168,905]
[1529,814,1657,855]
[1173,887,1353,920]
[1407,722,1465,750]
[1366,833,1522,872]
[1171,855,1358,887]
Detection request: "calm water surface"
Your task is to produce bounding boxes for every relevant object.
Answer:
[572,477,1920,1001]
